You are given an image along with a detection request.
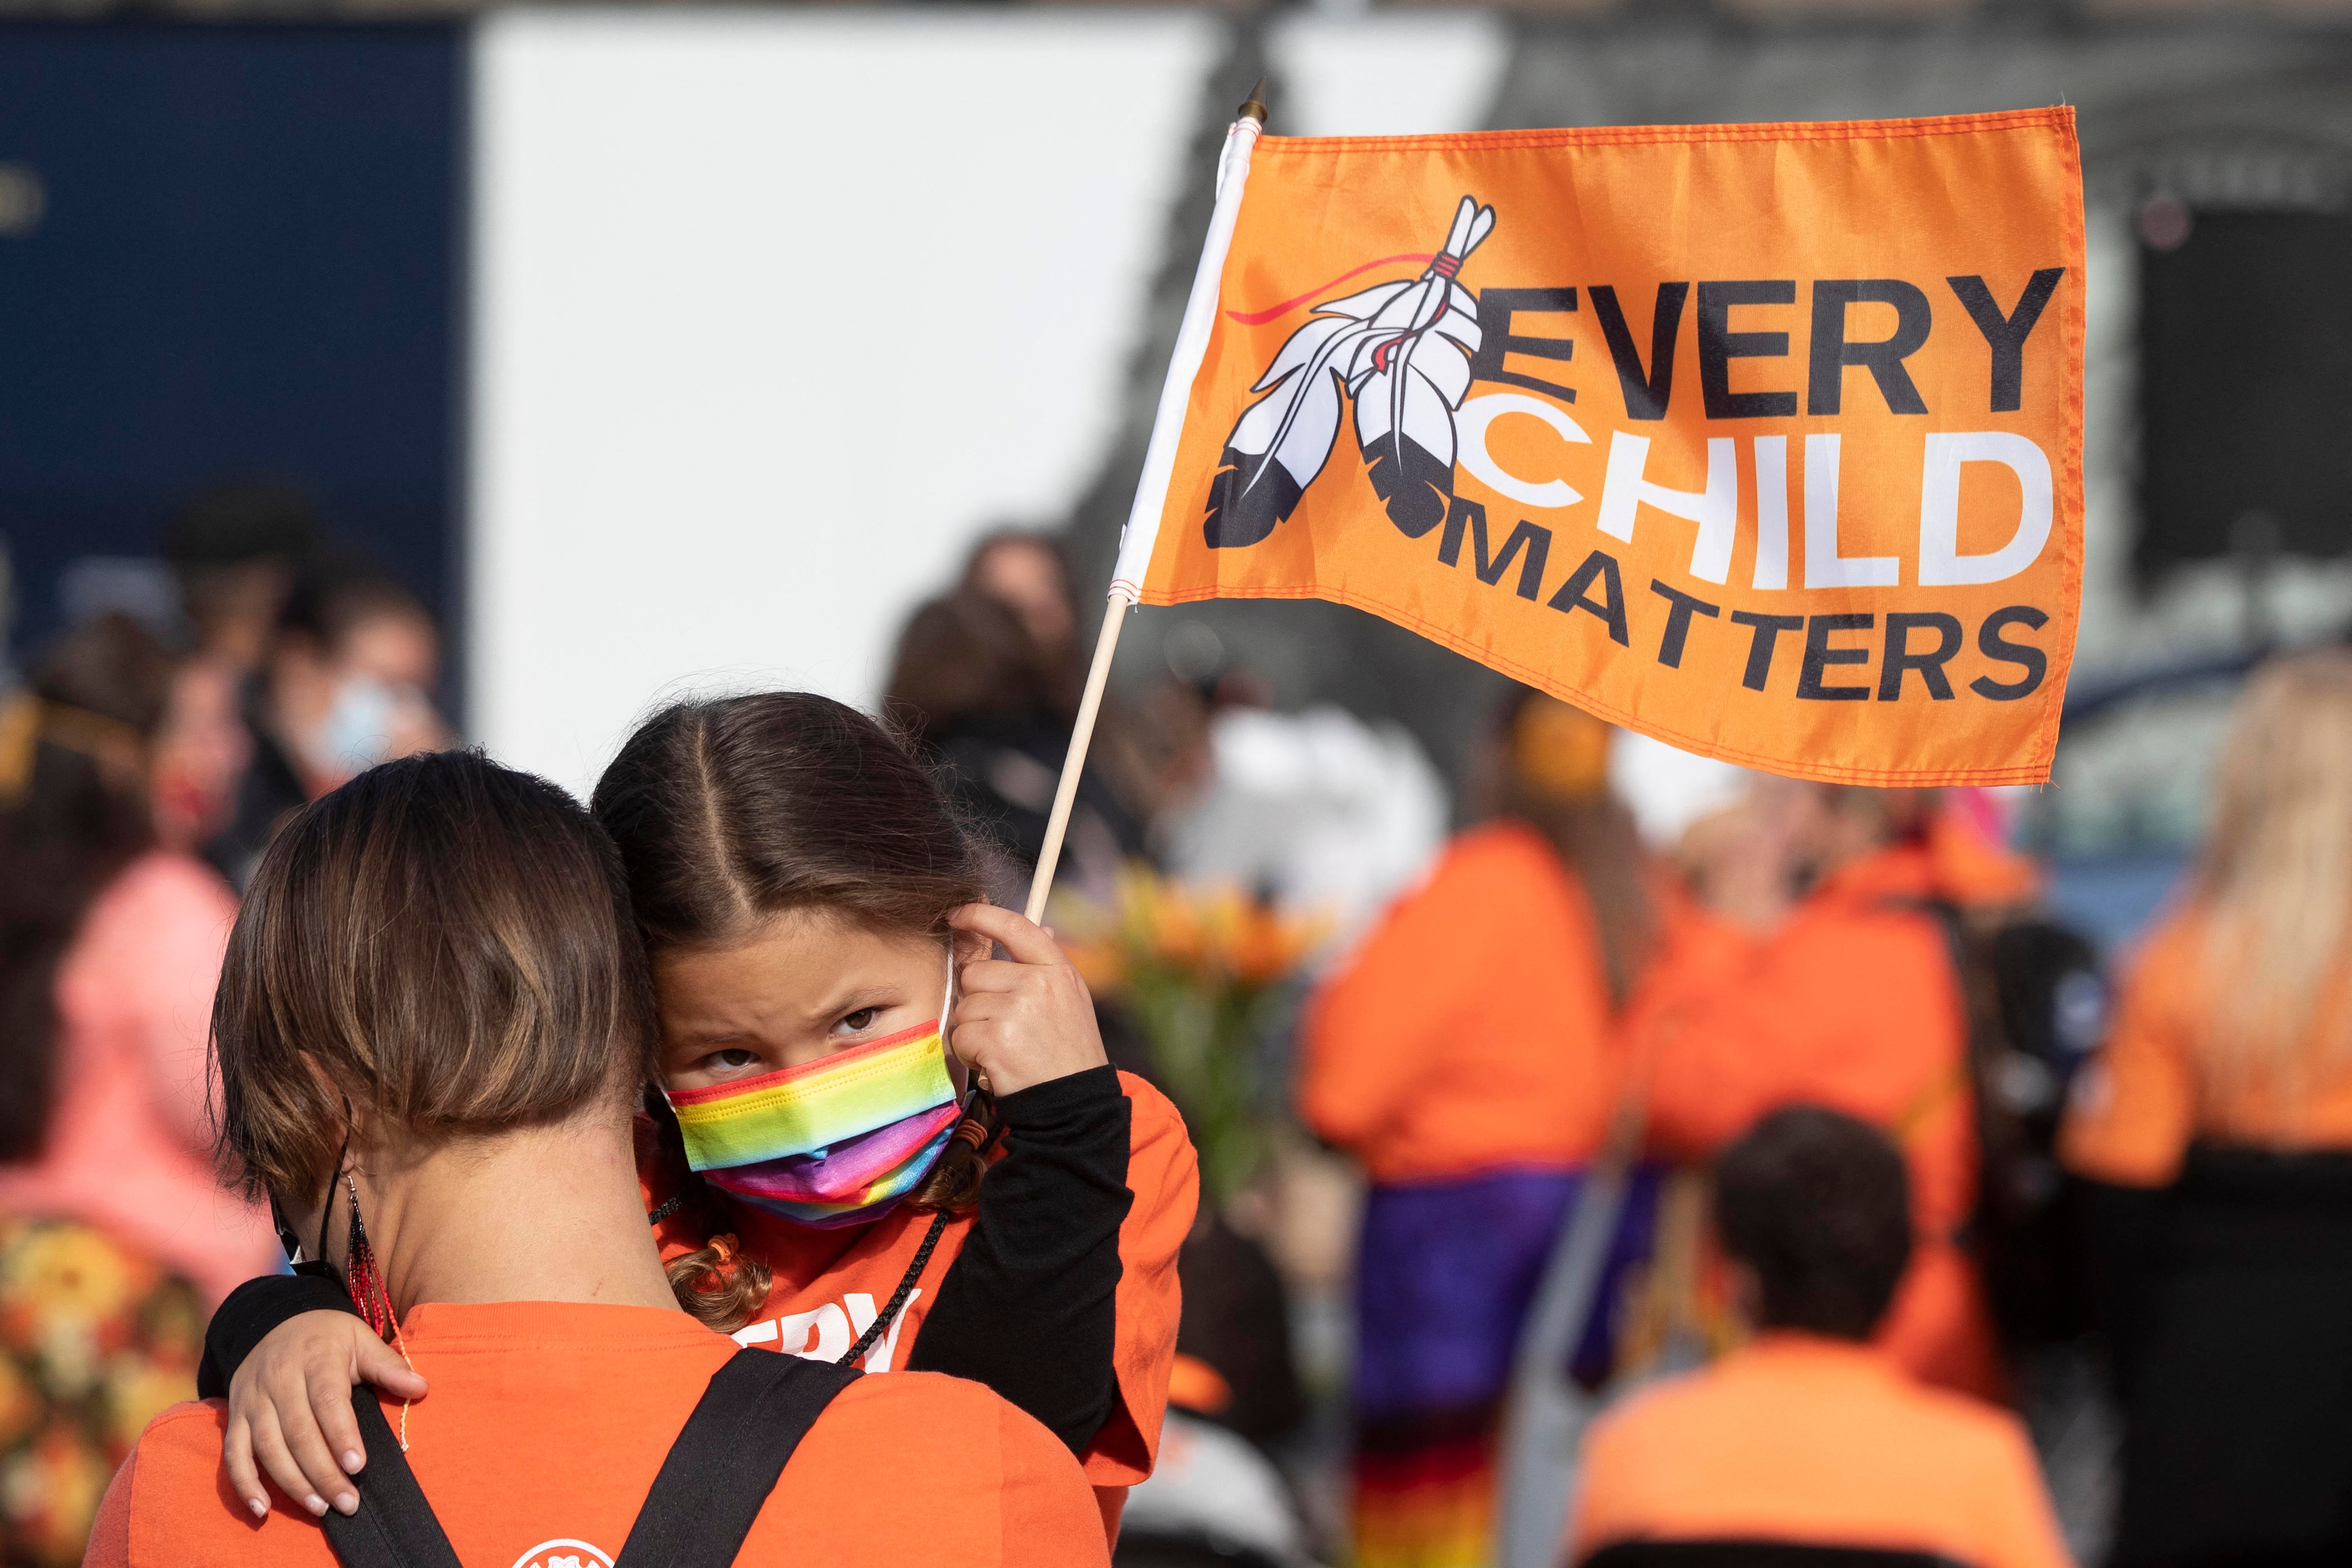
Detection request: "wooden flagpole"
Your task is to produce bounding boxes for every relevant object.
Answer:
[1023,598,1131,922]
[1023,80,1268,925]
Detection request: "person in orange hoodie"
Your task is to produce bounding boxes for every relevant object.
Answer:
[2062,649,2352,1566]
[1572,1106,2070,1568]
[91,749,1106,1568]
[1299,690,1657,1568]
[1624,778,2037,1402]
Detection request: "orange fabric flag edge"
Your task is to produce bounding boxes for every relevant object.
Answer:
[1113,108,2086,788]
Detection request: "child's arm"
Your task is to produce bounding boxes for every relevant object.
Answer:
[198,1273,428,1519]
[908,1064,1132,1451]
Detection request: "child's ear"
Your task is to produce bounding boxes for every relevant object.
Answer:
[951,929,993,968]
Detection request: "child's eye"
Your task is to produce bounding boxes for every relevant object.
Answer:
[835,1008,880,1034]
[700,1048,761,1072]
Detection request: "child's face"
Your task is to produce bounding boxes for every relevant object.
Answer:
[655,913,950,1090]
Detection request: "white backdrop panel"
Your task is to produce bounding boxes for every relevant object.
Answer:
[470,7,1221,792]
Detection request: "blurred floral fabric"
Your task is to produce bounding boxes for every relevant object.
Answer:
[0,1214,202,1567]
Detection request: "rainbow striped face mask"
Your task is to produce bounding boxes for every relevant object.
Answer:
[665,964,961,1230]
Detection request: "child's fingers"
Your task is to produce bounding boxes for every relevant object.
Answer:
[269,1367,359,1515]
[946,903,1063,967]
[223,1411,269,1518]
[246,1404,330,1518]
[351,1334,429,1402]
[308,1366,367,1480]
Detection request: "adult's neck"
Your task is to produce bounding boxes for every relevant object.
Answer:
[356,1108,679,1317]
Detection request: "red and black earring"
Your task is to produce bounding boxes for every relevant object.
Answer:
[342,1175,394,1339]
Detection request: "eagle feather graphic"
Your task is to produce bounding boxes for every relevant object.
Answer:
[1204,195,1496,549]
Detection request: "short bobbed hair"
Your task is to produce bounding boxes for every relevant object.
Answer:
[213,749,658,1208]
[1713,1105,1913,1341]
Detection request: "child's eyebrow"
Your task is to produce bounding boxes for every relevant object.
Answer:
[799,984,907,1024]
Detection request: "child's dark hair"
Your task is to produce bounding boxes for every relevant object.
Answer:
[1713,1105,1913,1341]
[591,692,992,1329]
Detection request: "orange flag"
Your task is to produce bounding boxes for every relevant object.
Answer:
[1111,109,2083,786]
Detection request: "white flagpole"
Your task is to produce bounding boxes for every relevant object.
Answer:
[1023,84,1267,925]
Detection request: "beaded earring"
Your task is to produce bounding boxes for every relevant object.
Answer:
[341,1174,418,1451]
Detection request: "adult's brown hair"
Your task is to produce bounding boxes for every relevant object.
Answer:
[591,692,989,1327]
[212,749,658,1212]
[0,615,175,1162]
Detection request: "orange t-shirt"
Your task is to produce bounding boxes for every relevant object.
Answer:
[650,1071,1196,1531]
[86,1301,1109,1568]
[1572,1334,2070,1568]
[1298,821,1619,1183]
[1626,844,1997,1398]
[2062,905,2352,1188]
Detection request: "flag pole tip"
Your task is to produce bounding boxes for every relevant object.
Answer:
[1238,78,1268,127]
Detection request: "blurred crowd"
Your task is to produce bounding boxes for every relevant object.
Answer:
[6,492,2352,1568]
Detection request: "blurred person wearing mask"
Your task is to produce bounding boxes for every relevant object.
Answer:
[211,558,446,887]
[1298,690,1655,1568]
[160,482,322,676]
[1573,1107,2069,1568]
[0,616,281,1300]
[2062,648,2352,1567]
[886,588,1143,908]
[89,749,1108,1568]
[1624,779,2037,1404]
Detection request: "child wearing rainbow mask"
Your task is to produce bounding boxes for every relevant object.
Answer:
[196,694,1198,1543]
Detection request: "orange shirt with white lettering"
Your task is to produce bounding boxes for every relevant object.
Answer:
[1299,821,1619,1183]
[650,1071,1196,1533]
[1572,1335,2071,1568]
[2062,905,2352,1188]
[87,1301,1108,1568]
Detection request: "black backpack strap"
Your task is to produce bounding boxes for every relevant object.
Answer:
[612,1348,862,1568]
[319,1396,462,1568]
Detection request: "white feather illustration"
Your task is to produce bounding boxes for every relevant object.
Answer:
[1205,195,1498,549]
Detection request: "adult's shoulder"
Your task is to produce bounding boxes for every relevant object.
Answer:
[813,1371,1089,1491]
[112,1400,253,1536]
[1899,1375,2043,1461]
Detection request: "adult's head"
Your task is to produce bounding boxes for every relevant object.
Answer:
[1714,1105,1913,1341]
[2195,647,2352,1104]
[150,654,252,854]
[213,749,658,1294]
[163,481,322,673]
[961,529,1077,670]
[592,692,990,1322]
[885,588,1064,743]
[1484,687,1654,998]
[265,557,446,794]
[0,614,175,1163]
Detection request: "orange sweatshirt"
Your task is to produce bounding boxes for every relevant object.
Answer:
[88,1301,1107,1568]
[1573,1334,2070,1568]
[1298,822,1619,1184]
[651,1070,1196,1537]
[1625,837,2012,1399]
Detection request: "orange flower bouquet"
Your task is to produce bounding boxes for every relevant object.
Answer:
[1056,865,1324,1205]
